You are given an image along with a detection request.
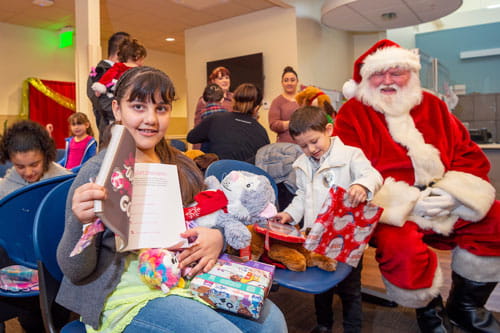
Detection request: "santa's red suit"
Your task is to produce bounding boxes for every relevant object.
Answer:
[334,40,500,328]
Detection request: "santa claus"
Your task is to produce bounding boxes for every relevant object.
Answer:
[335,39,500,333]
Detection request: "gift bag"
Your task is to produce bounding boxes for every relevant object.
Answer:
[304,186,383,267]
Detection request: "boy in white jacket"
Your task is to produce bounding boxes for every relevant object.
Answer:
[275,106,382,333]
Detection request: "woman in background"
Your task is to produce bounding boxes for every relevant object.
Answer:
[194,66,233,127]
[268,66,299,143]
[0,120,71,198]
[188,83,269,164]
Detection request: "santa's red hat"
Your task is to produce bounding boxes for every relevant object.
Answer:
[342,39,421,99]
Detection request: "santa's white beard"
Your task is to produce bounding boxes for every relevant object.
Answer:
[356,73,423,117]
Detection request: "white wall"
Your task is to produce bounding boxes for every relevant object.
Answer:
[0,22,75,117]
[184,7,299,141]
[146,49,187,118]
[0,21,187,129]
[296,18,353,91]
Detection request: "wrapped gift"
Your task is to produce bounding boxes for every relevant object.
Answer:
[219,254,275,283]
[190,255,274,319]
[304,186,383,268]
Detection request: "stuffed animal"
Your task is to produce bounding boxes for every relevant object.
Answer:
[248,224,337,272]
[186,170,278,250]
[138,171,277,292]
[138,248,183,293]
[295,86,336,122]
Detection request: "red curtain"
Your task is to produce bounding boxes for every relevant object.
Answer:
[28,80,75,148]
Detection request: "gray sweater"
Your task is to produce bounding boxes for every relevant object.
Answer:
[0,162,71,199]
[56,151,127,329]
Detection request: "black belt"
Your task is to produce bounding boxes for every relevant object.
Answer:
[414,181,435,191]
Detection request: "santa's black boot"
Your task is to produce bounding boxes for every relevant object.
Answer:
[416,295,453,333]
[446,271,500,333]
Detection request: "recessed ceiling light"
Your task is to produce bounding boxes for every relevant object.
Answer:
[487,4,500,8]
[32,0,55,7]
[165,37,176,42]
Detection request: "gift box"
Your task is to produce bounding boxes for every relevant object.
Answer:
[219,254,276,284]
[190,255,274,319]
[304,186,383,268]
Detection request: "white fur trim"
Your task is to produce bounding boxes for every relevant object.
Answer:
[382,265,443,308]
[384,114,445,186]
[91,82,107,94]
[408,214,459,236]
[361,46,421,80]
[372,178,421,227]
[434,171,495,222]
[452,247,500,282]
[342,79,358,100]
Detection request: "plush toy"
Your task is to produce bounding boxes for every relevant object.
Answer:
[248,223,337,272]
[295,86,336,122]
[185,170,278,250]
[138,248,183,293]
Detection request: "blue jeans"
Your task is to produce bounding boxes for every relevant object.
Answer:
[123,296,287,333]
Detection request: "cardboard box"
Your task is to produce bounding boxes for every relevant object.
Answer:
[190,256,274,319]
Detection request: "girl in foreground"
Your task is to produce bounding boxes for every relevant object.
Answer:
[56,66,287,333]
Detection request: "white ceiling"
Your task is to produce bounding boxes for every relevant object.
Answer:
[0,0,291,54]
[321,0,463,31]
[1,0,495,54]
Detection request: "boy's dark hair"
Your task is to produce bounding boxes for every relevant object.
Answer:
[107,32,130,57]
[289,106,328,139]
[118,39,147,63]
[202,83,224,103]
[0,120,56,172]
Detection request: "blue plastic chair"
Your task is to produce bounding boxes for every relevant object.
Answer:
[0,161,12,178]
[0,174,75,298]
[204,159,352,294]
[205,159,279,199]
[169,139,187,152]
[33,177,86,333]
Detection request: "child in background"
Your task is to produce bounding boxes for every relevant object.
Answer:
[0,120,71,332]
[201,83,228,120]
[187,83,270,164]
[58,112,97,173]
[0,120,71,198]
[200,83,228,152]
[56,66,286,333]
[274,106,383,333]
[91,39,147,97]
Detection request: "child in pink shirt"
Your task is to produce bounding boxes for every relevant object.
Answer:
[58,112,97,173]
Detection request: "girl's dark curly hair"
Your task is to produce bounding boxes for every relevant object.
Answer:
[0,120,56,172]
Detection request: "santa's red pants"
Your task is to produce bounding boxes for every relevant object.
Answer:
[371,200,500,290]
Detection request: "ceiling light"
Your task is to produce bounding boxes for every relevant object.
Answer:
[381,12,397,20]
[165,37,176,42]
[487,4,500,8]
[32,0,54,7]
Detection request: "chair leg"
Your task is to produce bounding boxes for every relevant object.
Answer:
[361,287,398,307]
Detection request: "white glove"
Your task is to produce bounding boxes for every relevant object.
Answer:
[412,187,432,217]
[419,188,459,217]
